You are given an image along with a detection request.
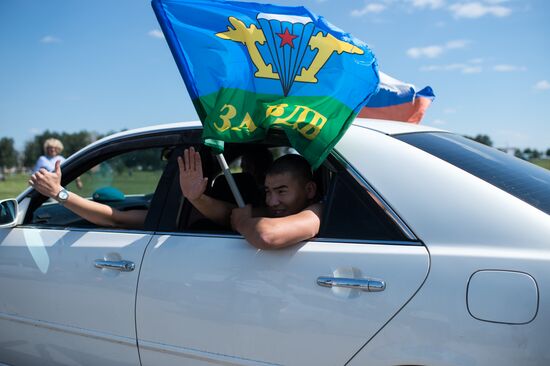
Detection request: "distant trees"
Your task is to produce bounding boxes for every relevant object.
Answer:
[464,134,550,162]
[512,147,547,161]
[522,148,542,161]
[465,134,493,147]
[0,138,18,171]
[22,130,95,168]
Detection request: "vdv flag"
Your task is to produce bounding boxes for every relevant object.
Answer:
[152,0,379,169]
[359,72,435,123]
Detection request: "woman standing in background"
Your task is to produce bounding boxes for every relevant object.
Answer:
[33,138,65,173]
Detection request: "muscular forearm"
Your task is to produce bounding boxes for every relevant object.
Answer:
[233,205,322,250]
[64,193,122,228]
[189,194,236,227]
[57,190,145,229]
[30,162,145,229]
[235,217,307,250]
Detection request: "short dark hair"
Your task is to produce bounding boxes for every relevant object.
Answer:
[267,154,313,183]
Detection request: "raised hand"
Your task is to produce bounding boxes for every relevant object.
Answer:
[29,160,63,198]
[177,147,208,202]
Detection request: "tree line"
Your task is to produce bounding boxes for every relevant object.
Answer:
[0,130,167,173]
[465,134,550,161]
[0,130,98,171]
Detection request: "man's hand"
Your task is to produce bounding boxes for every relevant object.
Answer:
[177,147,208,202]
[230,204,253,233]
[29,160,62,198]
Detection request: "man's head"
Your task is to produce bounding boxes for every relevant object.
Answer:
[264,154,317,217]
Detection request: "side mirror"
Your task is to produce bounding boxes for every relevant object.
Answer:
[0,199,18,228]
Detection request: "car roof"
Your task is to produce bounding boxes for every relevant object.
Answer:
[96,117,445,143]
[352,118,446,135]
[73,118,444,161]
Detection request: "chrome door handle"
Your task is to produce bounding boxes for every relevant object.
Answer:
[94,259,135,272]
[317,276,385,292]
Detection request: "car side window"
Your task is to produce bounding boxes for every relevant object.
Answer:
[30,148,167,228]
[169,143,412,243]
[318,166,411,242]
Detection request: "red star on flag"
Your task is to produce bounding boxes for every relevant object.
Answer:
[277,28,298,48]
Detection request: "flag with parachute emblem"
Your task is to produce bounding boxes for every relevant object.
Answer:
[152,0,379,169]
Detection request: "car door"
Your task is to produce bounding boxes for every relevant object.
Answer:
[136,148,430,366]
[0,134,176,366]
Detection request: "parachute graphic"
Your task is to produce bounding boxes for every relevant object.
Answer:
[257,13,315,96]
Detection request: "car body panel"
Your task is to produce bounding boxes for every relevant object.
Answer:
[0,227,151,365]
[136,235,429,366]
[336,125,550,365]
[348,244,550,366]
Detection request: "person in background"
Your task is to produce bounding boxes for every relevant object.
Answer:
[33,138,66,173]
[32,138,83,189]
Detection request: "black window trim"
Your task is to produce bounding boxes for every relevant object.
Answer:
[329,150,420,243]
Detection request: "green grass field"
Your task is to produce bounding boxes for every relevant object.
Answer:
[531,159,550,170]
[0,173,29,200]
[0,170,162,201]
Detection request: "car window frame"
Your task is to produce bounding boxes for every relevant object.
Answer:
[21,130,200,233]
[153,140,421,246]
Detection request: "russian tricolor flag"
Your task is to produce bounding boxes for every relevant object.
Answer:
[360,72,435,124]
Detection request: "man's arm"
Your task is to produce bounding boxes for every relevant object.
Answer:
[30,161,146,229]
[178,147,236,227]
[231,203,322,249]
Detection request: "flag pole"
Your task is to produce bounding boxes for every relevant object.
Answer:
[216,153,245,208]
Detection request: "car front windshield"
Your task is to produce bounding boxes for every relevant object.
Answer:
[395,132,550,216]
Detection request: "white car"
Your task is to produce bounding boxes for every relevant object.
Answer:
[1,119,549,366]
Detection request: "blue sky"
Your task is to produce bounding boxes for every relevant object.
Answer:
[1,0,548,151]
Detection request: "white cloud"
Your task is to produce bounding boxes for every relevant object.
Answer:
[420,62,482,74]
[446,39,470,49]
[40,35,61,44]
[493,64,527,72]
[351,3,387,17]
[148,29,165,39]
[462,66,482,74]
[29,128,42,135]
[407,39,469,59]
[407,45,444,58]
[410,0,445,9]
[420,63,463,71]
[432,119,447,126]
[449,2,512,18]
[469,58,484,64]
[534,80,550,91]
[443,108,456,114]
